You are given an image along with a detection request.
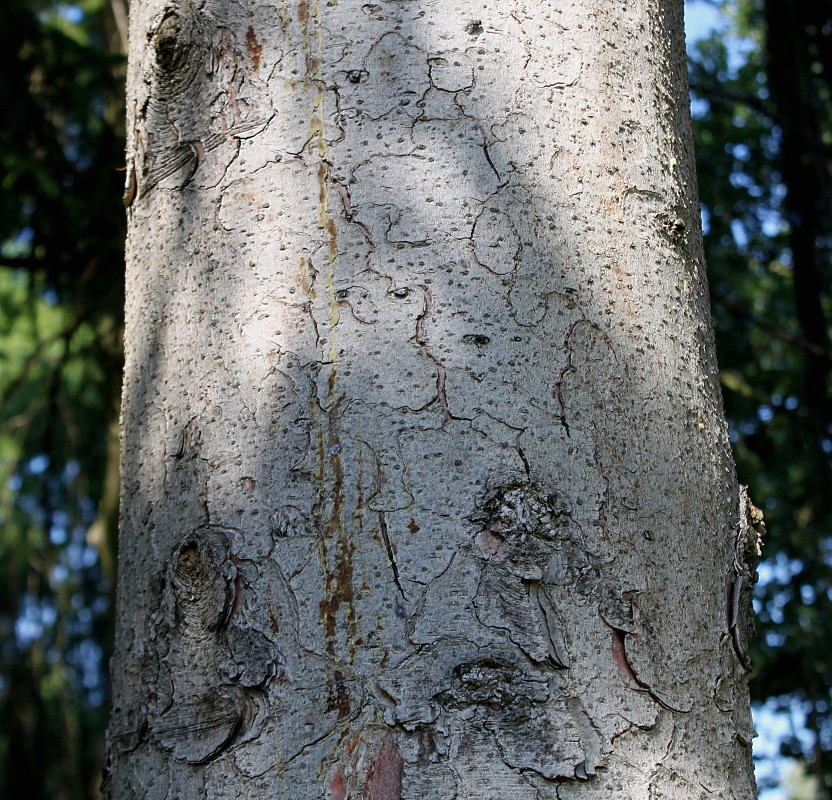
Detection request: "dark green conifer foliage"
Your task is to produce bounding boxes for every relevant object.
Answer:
[0,1,124,797]
[689,0,832,793]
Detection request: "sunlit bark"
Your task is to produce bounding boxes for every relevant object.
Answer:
[107,1,759,797]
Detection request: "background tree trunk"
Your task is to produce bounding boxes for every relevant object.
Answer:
[107,0,759,797]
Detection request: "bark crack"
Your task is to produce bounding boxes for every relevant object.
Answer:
[378,510,408,600]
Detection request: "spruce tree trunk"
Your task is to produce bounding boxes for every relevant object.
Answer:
[107,0,760,797]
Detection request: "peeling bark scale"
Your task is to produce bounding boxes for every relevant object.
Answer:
[107,0,760,798]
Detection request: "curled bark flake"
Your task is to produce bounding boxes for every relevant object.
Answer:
[598,588,639,635]
[727,486,765,671]
[122,163,137,208]
[609,626,641,690]
[604,620,693,714]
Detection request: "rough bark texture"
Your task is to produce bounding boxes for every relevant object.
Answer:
[107,1,759,798]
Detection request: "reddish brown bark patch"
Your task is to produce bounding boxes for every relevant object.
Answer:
[245,25,262,70]
[329,767,346,800]
[328,728,403,800]
[366,734,403,800]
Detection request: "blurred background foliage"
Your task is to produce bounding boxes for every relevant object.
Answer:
[0,0,124,797]
[688,0,832,796]
[0,0,830,797]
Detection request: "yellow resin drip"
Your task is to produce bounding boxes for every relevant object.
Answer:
[301,0,340,405]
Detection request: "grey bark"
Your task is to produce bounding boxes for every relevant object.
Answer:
[107,0,760,798]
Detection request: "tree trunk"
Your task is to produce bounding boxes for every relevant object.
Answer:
[106,0,760,797]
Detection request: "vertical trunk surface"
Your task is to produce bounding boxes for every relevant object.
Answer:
[108,0,759,798]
